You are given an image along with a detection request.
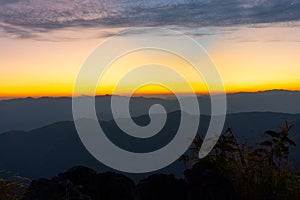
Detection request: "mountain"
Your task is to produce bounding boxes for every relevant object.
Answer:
[1,90,300,133]
[0,95,180,134]
[226,90,300,114]
[0,111,299,179]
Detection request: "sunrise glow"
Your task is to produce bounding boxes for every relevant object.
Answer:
[1,24,300,98]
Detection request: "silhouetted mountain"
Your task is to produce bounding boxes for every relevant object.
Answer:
[1,90,300,133]
[0,111,299,179]
[0,95,180,133]
[0,111,189,179]
[226,89,300,114]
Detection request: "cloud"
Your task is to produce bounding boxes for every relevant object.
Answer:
[0,0,299,38]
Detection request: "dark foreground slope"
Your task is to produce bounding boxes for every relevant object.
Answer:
[22,162,237,200]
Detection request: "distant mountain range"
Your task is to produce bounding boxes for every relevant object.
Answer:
[0,111,299,179]
[0,89,300,133]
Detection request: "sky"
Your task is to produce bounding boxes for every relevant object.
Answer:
[0,0,300,97]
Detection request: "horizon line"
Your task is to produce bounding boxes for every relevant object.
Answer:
[0,89,299,100]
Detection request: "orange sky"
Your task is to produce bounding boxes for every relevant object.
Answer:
[0,24,299,98]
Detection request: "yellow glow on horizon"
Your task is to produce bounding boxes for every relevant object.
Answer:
[0,24,300,98]
[93,49,209,96]
[206,24,300,93]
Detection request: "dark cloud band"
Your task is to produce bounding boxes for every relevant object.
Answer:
[0,0,299,38]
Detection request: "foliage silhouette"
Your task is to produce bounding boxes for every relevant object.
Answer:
[180,121,300,200]
[0,176,30,200]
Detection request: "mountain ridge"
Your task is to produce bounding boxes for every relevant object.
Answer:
[1,90,300,133]
[0,111,300,179]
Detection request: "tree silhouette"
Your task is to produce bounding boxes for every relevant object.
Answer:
[179,122,299,199]
[258,121,296,168]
